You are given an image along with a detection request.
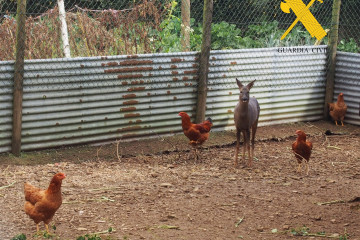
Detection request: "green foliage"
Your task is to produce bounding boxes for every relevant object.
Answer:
[76,234,102,240]
[290,226,310,236]
[338,38,359,53]
[10,234,26,240]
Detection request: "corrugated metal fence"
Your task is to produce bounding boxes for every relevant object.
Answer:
[334,51,360,126]
[0,45,335,153]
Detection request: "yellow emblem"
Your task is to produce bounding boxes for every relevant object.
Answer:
[280,0,327,41]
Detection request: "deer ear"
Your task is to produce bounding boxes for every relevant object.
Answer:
[247,79,256,89]
[236,78,243,88]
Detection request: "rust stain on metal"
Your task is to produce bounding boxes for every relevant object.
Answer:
[80,64,85,68]
[122,81,128,85]
[120,107,136,112]
[117,125,141,132]
[131,80,145,85]
[127,87,145,92]
[79,99,82,103]
[147,93,151,96]
[127,55,139,59]
[123,100,139,105]
[124,113,140,118]
[228,110,233,113]
[192,64,198,68]
[105,117,108,120]
[230,61,237,65]
[136,120,142,123]
[211,57,216,60]
[129,120,133,124]
[182,76,189,81]
[184,70,198,74]
[223,74,227,77]
[106,62,119,67]
[184,83,189,86]
[159,66,163,70]
[55,122,60,126]
[173,77,179,81]
[172,71,179,75]
[117,74,143,79]
[120,60,153,65]
[123,93,136,98]
[105,66,152,73]
[167,91,171,94]
[173,96,177,100]
[101,56,108,60]
[229,92,232,95]
[170,65,177,69]
[171,58,183,63]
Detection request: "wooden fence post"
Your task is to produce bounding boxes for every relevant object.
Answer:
[181,0,191,52]
[195,0,213,123]
[12,0,27,156]
[324,0,341,118]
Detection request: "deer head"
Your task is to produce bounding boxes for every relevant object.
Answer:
[236,78,256,103]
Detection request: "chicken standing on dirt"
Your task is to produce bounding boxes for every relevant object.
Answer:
[328,92,347,126]
[24,172,66,233]
[292,130,313,175]
[178,112,213,161]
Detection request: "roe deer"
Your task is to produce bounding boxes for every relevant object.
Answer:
[234,78,260,167]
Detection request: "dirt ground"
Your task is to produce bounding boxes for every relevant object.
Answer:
[0,120,360,240]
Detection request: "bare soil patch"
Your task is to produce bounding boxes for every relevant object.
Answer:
[0,121,360,240]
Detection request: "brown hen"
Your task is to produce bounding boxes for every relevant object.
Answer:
[292,130,312,175]
[328,92,347,126]
[179,112,213,160]
[24,172,66,233]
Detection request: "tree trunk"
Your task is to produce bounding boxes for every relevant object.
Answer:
[195,0,213,123]
[58,0,71,58]
[181,0,191,52]
[324,0,341,118]
[12,0,27,156]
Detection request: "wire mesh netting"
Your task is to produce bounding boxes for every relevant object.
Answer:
[1,0,359,60]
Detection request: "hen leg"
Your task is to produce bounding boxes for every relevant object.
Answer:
[45,224,49,233]
[341,121,344,126]
[36,223,40,232]
[296,162,302,173]
[305,161,310,175]
[335,120,338,126]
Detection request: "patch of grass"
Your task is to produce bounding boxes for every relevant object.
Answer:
[11,234,26,240]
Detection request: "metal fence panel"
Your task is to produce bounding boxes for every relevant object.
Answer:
[0,61,14,153]
[0,46,328,152]
[334,51,360,126]
[207,46,327,130]
[20,52,198,150]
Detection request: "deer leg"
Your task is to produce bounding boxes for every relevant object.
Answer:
[242,131,246,164]
[251,120,258,165]
[234,129,240,167]
[245,130,251,167]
